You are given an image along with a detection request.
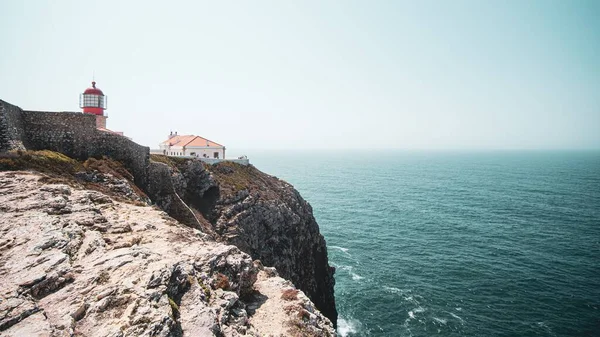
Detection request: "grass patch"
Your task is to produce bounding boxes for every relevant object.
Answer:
[205,161,254,194]
[0,150,148,203]
[168,297,180,315]
[149,154,189,171]
[0,150,83,176]
[84,157,134,182]
[198,278,212,301]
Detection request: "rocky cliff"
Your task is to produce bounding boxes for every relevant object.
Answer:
[1,100,337,327]
[0,169,336,336]
[145,156,337,325]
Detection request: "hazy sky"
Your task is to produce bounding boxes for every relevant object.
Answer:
[1,0,599,150]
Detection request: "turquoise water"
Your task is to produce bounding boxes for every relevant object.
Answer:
[243,150,600,336]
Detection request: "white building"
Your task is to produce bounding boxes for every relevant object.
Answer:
[159,132,225,159]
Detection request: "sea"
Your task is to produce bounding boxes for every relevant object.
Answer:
[236,150,600,337]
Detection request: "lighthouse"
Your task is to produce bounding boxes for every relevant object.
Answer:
[79,81,108,129]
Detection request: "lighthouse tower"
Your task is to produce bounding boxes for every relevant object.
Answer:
[79,81,108,129]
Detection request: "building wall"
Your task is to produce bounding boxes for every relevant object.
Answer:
[96,115,107,129]
[161,146,225,159]
[165,146,184,156]
[184,147,224,159]
[197,157,248,166]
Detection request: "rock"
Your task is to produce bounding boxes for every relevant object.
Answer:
[0,171,336,336]
[152,160,338,324]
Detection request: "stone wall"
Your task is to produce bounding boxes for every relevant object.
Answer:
[0,100,26,152]
[0,100,150,189]
[21,110,97,159]
[91,132,149,188]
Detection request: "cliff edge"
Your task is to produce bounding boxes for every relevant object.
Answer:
[147,156,338,325]
[0,170,336,336]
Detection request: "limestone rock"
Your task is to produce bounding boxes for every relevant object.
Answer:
[0,171,336,336]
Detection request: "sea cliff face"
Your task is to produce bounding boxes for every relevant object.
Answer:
[145,156,338,325]
[0,170,336,336]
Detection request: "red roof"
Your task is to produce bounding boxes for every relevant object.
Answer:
[162,135,224,148]
[83,81,104,95]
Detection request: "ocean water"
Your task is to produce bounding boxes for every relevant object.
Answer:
[242,150,600,337]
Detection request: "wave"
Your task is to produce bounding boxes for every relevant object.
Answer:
[330,245,351,255]
[404,295,422,306]
[382,285,404,294]
[336,265,364,281]
[336,265,352,272]
[407,306,426,321]
[337,318,360,337]
[535,321,556,336]
[449,312,464,324]
[351,273,364,280]
[433,317,448,325]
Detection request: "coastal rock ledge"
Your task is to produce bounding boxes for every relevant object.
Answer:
[0,171,336,336]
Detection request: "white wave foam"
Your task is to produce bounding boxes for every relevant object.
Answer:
[449,312,464,324]
[536,322,555,335]
[413,306,425,313]
[404,295,421,306]
[330,245,350,254]
[337,318,359,337]
[407,306,425,321]
[335,265,364,281]
[433,317,447,325]
[383,286,402,293]
[351,273,364,280]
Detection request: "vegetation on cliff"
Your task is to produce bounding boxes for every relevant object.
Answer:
[0,150,147,204]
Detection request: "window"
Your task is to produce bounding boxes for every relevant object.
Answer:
[81,94,106,108]
[213,152,219,158]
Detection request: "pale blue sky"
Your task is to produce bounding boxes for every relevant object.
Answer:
[1,0,599,150]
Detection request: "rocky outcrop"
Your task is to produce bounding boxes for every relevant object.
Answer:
[0,171,336,336]
[145,161,205,230]
[1,99,338,327]
[149,157,337,325]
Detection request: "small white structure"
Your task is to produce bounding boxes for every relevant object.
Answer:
[159,132,226,159]
[153,132,249,165]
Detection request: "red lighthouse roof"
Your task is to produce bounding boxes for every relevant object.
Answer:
[83,81,104,95]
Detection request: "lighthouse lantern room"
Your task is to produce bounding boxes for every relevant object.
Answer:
[79,81,108,129]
